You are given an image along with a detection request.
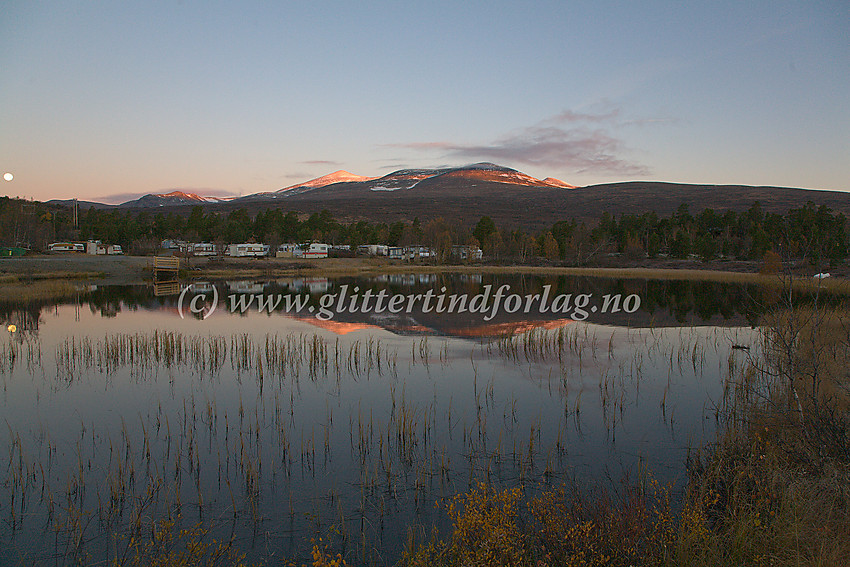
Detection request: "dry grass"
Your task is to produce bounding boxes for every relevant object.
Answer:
[0,275,94,302]
[672,300,850,566]
[0,271,100,301]
[681,433,850,567]
[0,271,98,283]
[398,300,850,567]
[759,305,850,412]
[189,257,850,290]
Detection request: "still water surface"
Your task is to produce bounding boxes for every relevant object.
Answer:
[1,274,767,564]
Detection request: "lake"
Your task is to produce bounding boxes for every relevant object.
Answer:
[0,274,777,565]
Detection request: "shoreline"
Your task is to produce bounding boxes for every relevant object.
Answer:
[0,255,847,295]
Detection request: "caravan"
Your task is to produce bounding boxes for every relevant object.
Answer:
[188,243,217,256]
[302,243,329,259]
[48,242,85,253]
[226,243,269,257]
[276,243,329,258]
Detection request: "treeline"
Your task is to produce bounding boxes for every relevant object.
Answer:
[545,201,847,265]
[2,196,847,265]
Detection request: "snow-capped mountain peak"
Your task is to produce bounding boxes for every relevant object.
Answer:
[117,191,234,207]
[277,170,378,194]
[157,191,207,201]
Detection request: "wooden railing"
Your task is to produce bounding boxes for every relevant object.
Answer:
[153,256,180,271]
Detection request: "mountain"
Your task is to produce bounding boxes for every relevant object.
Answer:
[46,199,116,210]
[49,191,233,209]
[266,163,574,195]
[278,170,377,194]
[542,177,575,188]
[232,174,850,230]
[78,163,573,209]
[118,191,234,208]
[51,163,849,230]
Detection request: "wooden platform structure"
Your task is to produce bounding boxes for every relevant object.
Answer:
[153,256,180,273]
[152,256,181,296]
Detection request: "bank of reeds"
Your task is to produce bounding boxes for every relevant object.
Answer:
[53,330,398,382]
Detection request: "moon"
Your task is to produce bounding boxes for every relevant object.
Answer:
[2,173,12,182]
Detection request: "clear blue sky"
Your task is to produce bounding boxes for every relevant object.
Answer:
[1,1,847,203]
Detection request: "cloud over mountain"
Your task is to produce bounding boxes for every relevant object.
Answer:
[390,108,654,176]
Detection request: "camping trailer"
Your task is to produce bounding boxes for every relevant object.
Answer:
[226,243,269,257]
[302,243,329,259]
[188,243,217,256]
[48,242,85,253]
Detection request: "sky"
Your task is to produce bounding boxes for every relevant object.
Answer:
[1,1,848,204]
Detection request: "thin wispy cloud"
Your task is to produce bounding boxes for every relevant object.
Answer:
[283,172,312,180]
[388,107,664,176]
[300,160,342,166]
[620,117,679,127]
[551,108,621,123]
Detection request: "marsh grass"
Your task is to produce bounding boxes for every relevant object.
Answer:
[674,303,850,566]
[0,277,85,302]
[53,330,398,383]
[0,271,98,283]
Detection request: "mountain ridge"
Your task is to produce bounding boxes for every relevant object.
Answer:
[43,163,850,230]
[74,163,575,207]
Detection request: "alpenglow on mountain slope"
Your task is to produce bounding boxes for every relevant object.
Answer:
[261,163,575,197]
[46,162,850,231]
[124,191,234,208]
[83,163,574,207]
[46,163,573,209]
[353,163,576,193]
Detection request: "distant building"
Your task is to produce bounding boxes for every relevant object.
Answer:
[403,245,435,260]
[358,244,388,256]
[276,243,300,258]
[451,245,483,261]
[161,239,187,250]
[86,240,123,255]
